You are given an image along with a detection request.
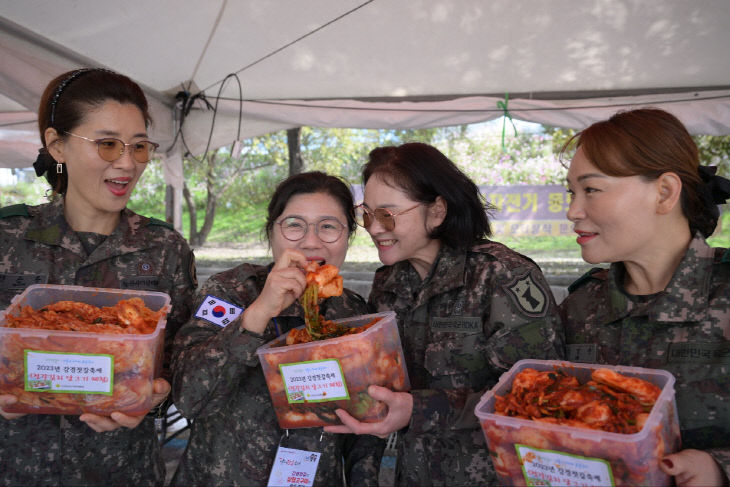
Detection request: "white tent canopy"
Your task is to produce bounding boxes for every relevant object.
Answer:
[1,0,730,187]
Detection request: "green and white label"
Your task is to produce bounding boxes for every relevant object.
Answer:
[280,359,348,403]
[24,350,114,395]
[516,444,614,487]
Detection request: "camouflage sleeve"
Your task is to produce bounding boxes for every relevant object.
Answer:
[707,448,730,483]
[410,265,565,435]
[161,240,197,379]
[171,276,267,420]
[342,433,386,486]
[409,388,484,434]
[483,265,565,368]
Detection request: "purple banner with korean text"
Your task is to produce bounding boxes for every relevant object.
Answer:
[480,184,573,237]
[351,184,573,237]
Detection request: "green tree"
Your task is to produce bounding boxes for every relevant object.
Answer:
[181,132,287,246]
[694,135,730,175]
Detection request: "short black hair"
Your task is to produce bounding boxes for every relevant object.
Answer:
[265,171,357,242]
[362,142,492,247]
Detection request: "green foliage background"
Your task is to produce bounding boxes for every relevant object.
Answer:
[3,123,729,252]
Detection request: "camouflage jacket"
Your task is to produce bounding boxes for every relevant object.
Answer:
[171,262,385,487]
[0,199,196,487]
[368,241,565,486]
[559,235,730,482]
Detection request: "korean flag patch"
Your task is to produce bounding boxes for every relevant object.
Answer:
[195,295,244,327]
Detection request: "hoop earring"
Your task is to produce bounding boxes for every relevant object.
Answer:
[56,163,63,174]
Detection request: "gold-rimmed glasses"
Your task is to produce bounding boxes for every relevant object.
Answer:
[65,132,159,163]
[277,216,346,243]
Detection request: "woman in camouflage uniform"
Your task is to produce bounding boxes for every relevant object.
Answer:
[560,108,730,486]
[0,69,196,486]
[325,143,565,486]
[171,171,383,486]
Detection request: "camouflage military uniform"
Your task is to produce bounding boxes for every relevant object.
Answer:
[367,241,564,486]
[171,262,384,487]
[559,235,730,482]
[0,199,196,487]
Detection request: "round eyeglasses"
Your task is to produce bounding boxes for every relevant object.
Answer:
[277,216,345,243]
[354,203,422,231]
[65,132,159,164]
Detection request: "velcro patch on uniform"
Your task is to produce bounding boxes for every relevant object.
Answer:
[667,342,730,364]
[121,276,160,290]
[503,271,548,317]
[0,273,48,291]
[430,316,481,333]
[195,295,244,327]
[567,343,598,363]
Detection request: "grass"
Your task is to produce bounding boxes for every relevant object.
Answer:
[155,204,730,268]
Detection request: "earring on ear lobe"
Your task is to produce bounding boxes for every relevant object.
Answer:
[56,163,63,174]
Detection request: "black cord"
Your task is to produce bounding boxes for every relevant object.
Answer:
[172,74,244,163]
[200,73,243,159]
[168,0,373,157]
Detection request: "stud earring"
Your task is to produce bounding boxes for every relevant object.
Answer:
[56,163,63,174]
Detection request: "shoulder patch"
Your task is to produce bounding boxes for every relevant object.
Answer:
[567,267,607,294]
[721,248,730,264]
[146,217,174,230]
[503,270,548,317]
[0,204,29,219]
[195,295,244,327]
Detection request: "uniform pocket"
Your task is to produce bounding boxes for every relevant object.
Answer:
[423,333,490,389]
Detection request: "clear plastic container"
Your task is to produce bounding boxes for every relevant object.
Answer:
[257,311,410,429]
[0,284,170,415]
[474,359,681,487]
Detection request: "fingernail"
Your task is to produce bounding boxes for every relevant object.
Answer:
[662,459,673,469]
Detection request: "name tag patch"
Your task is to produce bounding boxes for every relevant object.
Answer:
[0,273,48,291]
[195,295,244,327]
[431,316,481,333]
[567,343,598,363]
[121,276,160,290]
[667,342,730,364]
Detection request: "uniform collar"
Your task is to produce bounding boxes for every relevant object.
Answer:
[24,198,81,253]
[606,235,713,323]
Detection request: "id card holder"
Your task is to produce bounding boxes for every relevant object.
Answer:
[267,430,321,487]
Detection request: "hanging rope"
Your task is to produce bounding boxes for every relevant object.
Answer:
[497,92,518,151]
[199,0,375,94]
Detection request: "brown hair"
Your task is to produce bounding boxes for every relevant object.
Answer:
[562,108,717,237]
[36,68,151,194]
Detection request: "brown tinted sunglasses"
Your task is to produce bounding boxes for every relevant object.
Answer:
[354,203,421,231]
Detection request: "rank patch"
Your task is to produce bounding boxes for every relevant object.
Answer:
[504,271,548,317]
[195,295,244,327]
